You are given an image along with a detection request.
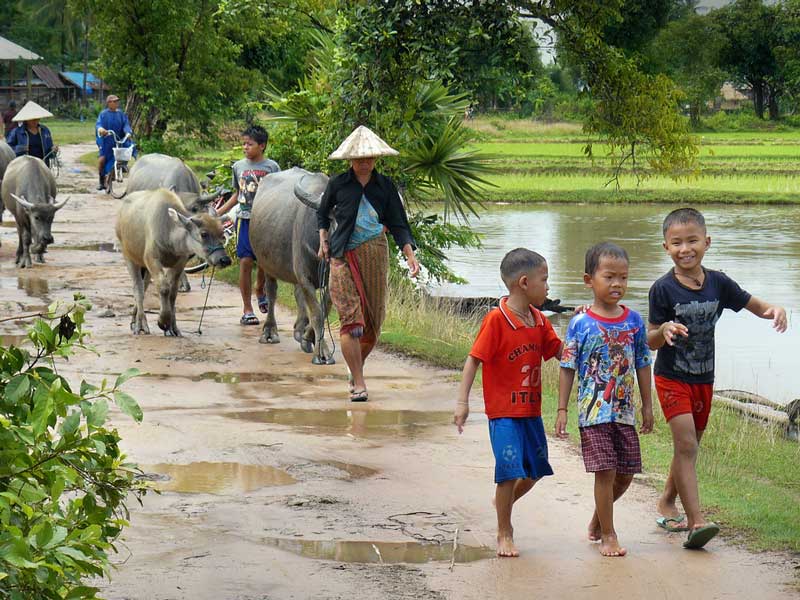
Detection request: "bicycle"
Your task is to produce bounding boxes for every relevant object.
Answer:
[104,130,134,197]
[43,147,62,179]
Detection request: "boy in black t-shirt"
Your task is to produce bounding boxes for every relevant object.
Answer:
[647,208,787,549]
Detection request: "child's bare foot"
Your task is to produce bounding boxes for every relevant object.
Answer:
[496,534,519,558]
[599,533,627,557]
[588,518,601,542]
[657,496,681,519]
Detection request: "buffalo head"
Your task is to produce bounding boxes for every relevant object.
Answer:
[11,194,69,254]
[167,208,232,268]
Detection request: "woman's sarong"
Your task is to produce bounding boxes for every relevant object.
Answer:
[329,234,388,345]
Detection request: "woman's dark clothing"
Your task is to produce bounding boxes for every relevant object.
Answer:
[7,124,54,165]
[318,168,415,259]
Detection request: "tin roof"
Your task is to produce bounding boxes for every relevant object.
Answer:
[32,65,67,89]
[0,36,41,61]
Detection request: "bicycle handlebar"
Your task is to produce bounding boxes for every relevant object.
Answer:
[105,130,132,144]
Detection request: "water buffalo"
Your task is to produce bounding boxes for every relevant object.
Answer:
[123,153,218,291]
[1,156,69,267]
[116,188,232,336]
[0,140,15,225]
[249,167,334,365]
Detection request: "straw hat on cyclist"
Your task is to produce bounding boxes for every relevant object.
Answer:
[6,101,58,168]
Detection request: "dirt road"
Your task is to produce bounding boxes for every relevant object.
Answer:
[1,145,797,599]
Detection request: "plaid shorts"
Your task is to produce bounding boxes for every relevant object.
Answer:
[579,422,642,474]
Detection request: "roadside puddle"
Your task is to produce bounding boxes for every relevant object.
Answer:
[224,408,453,438]
[0,334,29,347]
[0,276,50,297]
[191,371,283,384]
[61,242,118,252]
[141,461,296,494]
[263,537,494,564]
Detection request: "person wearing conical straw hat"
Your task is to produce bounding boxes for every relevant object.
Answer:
[6,101,57,168]
[319,125,420,402]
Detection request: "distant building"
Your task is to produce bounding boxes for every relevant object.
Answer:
[708,82,751,112]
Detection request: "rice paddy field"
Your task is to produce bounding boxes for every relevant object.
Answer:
[467,117,800,204]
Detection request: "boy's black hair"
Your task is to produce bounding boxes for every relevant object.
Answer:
[584,241,629,276]
[242,124,268,146]
[662,207,706,238]
[500,248,546,290]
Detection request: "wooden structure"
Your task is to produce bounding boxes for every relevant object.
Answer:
[0,36,41,108]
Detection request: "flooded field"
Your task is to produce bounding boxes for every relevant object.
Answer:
[436,203,800,405]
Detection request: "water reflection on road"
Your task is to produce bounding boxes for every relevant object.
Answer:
[435,203,800,405]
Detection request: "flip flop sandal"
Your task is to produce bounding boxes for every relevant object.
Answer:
[240,313,260,326]
[350,389,369,402]
[257,295,269,314]
[683,523,720,549]
[656,516,689,533]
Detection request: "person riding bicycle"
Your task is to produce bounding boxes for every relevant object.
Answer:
[96,94,134,191]
[6,101,57,167]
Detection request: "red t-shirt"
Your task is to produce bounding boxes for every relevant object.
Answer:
[470,298,562,419]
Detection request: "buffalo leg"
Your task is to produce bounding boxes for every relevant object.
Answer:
[164,266,183,336]
[293,284,311,350]
[15,227,23,265]
[126,260,150,335]
[178,271,191,293]
[297,277,333,365]
[18,228,32,268]
[259,276,280,344]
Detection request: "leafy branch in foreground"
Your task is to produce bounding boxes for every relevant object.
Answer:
[0,295,146,600]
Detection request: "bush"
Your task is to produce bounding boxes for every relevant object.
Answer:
[0,296,145,600]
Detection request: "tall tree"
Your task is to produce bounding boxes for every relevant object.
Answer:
[649,14,727,126]
[712,0,780,119]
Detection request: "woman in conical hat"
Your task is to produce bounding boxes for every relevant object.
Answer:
[6,101,57,168]
[318,125,420,402]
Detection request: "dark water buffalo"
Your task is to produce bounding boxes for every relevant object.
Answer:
[249,167,334,365]
[116,189,231,336]
[0,140,17,225]
[124,153,217,291]
[1,156,68,267]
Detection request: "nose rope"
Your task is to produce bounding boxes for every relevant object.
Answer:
[196,266,215,335]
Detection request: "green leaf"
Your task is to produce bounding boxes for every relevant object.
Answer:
[5,375,31,403]
[113,391,143,423]
[35,522,54,548]
[87,399,108,429]
[31,394,54,437]
[80,381,99,396]
[43,526,68,549]
[114,368,141,389]
[60,411,81,436]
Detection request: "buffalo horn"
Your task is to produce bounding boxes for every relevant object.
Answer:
[294,176,321,211]
[11,194,34,209]
[52,196,70,210]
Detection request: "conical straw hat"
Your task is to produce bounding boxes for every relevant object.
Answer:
[12,101,54,122]
[328,125,399,160]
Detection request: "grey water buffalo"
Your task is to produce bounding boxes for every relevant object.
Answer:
[1,156,69,267]
[123,153,218,291]
[249,167,334,365]
[116,189,231,336]
[0,140,14,225]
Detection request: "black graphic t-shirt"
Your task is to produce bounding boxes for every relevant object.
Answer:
[648,268,751,384]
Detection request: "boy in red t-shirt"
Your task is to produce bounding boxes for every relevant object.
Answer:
[454,248,563,558]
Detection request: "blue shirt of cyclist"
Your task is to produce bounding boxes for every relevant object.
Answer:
[346,194,384,250]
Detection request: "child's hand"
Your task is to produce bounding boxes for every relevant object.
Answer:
[573,304,590,314]
[555,410,569,438]
[763,305,788,333]
[660,321,689,346]
[454,402,469,434]
[640,407,654,434]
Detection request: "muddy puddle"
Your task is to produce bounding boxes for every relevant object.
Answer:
[0,276,51,298]
[0,333,29,347]
[61,242,118,252]
[263,537,494,564]
[225,408,458,438]
[141,461,296,494]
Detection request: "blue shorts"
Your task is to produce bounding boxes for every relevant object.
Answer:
[236,218,256,260]
[489,417,553,484]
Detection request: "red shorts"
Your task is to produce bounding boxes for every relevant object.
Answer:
[654,375,714,431]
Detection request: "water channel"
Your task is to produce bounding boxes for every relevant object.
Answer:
[434,203,799,405]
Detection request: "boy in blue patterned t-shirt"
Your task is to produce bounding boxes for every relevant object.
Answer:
[557,242,654,558]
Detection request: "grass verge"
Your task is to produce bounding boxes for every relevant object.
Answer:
[48,119,96,145]
[215,262,800,553]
